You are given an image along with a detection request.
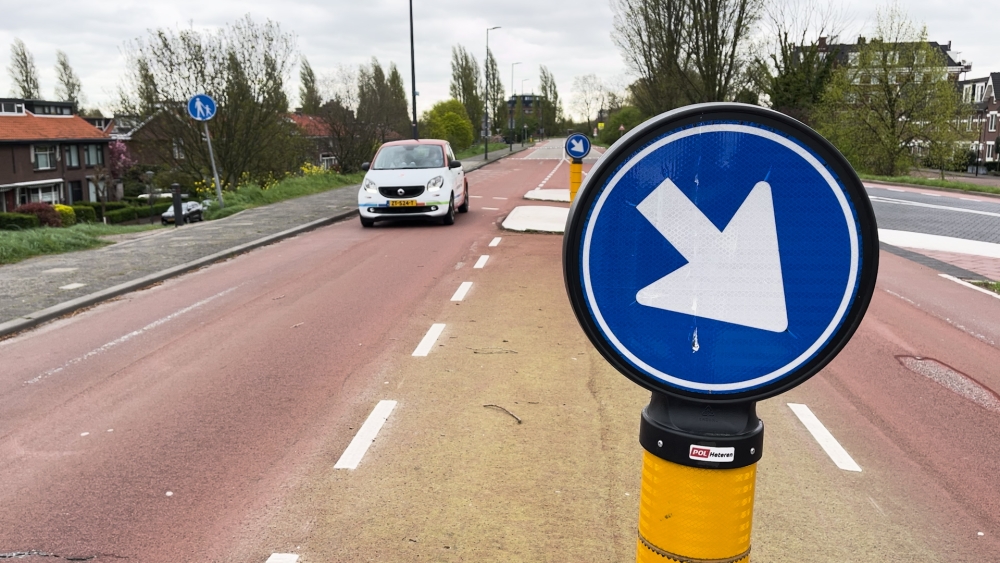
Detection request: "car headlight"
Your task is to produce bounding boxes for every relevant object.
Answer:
[426,176,444,192]
[363,178,378,193]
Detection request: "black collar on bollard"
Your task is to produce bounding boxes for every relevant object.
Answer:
[639,393,763,469]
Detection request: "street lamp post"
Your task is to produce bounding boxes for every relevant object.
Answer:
[520,79,529,145]
[977,104,987,177]
[510,62,521,151]
[409,0,418,140]
[485,26,500,162]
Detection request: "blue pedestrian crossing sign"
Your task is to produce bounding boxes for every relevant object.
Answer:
[187,94,217,121]
[563,103,878,402]
[565,133,591,160]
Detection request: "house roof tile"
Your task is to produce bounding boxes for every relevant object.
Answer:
[288,113,330,137]
[0,114,111,142]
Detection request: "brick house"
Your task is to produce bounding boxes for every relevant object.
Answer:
[957,73,999,171]
[0,98,112,212]
[288,112,336,169]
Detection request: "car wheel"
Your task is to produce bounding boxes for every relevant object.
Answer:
[162,220,168,226]
[457,183,469,213]
[442,195,456,225]
[194,212,203,222]
[360,215,375,228]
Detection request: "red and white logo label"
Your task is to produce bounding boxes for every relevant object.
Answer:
[689,445,735,462]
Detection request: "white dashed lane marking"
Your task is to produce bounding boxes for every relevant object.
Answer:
[412,323,446,356]
[334,400,397,470]
[474,255,489,269]
[489,237,501,247]
[788,403,862,472]
[451,282,473,301]
[266,553,299,563]
[60,283,86,290]
[482,207,499,210]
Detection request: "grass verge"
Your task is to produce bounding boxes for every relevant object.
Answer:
[859,173,1000,196]
[203,172,364,221]
[972,280,1000,295]
[0,223,161,265]
[455,143,512,160]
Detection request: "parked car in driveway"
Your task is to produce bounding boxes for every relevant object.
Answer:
[357,139,469,227]
[161,201,204,225]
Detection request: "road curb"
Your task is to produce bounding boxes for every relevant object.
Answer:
[0,209,357,339]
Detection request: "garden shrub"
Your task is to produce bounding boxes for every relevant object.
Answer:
[14,203,62,227]
[54,204,76,227]
[152,201,174,214]
[0,212,40,230]
[104,207,138,224]
[135,206,152,219]
[72,205,97,223]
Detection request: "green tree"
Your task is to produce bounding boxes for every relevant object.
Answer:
[483,48,505,136]
[597,106,645,145]
[54,51,82,105]
[8,38,40,99]
[118,15,304,188]
[386,63,411,137]
[449,45,482,137]
[537,65,562,137]
[299,56,322,113]
[813,6,970,176]
[424,99,474,150]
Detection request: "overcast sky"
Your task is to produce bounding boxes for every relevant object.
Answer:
[1,0,995,120]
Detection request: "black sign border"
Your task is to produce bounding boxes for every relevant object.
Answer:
[563,103,879,404]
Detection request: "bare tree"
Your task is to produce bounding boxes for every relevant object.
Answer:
[612,0,763,113]
[450,45,482,137]
[320,65,380,173]
[537,65,562,137]
[8,38,40,99]
[483,48,505,136]
[54,51,83,105]
[572,74,606,132]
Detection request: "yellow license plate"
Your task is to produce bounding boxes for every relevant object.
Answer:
[389,200,417,207]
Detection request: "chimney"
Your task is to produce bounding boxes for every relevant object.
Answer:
[818,36,827,49]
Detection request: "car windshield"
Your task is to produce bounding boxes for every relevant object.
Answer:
[372,145,445,170]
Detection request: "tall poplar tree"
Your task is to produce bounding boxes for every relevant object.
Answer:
[449,45,483,137]
[386,63,411,137]
[299,56,323,113]
[8,39,40,99]
[55,51,82,105]
[483,48,505,136]
[537,65,562,137]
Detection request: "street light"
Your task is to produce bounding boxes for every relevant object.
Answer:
[485,26,500,162]
[409,0,418,139]
[520,79,529,144]
[510,62,521,150]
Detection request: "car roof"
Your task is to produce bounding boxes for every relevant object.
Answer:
[379,139,448,148]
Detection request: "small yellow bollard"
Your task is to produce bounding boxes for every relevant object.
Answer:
[637,453,756,562]
[569,157,583,202]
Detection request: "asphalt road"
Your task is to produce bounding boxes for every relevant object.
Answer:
[867,184,1000,243]
[2,145,999,562]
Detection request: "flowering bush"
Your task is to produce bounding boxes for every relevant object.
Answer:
[14,202,61,227]
[53,204,76,227]
[300,162,328,176]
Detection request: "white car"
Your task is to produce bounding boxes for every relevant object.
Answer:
[161,201,204,225]
[357,139,469,227]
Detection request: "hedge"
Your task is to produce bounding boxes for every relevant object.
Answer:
[14,203,61,227]
[0,212,40,230]
[76,201,129,221]
[72,205,97,223]
[104,207,138,224]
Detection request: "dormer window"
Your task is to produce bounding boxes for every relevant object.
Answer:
[0,101,25,114]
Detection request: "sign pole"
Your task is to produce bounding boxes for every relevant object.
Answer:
[203,122,224,209]
[564,133,591,202]
[563,103,878,563]
[569,157,583,201]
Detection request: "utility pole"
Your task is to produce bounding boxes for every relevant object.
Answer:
[409,0,418,140]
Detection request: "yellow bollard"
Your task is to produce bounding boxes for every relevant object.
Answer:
[569,158,583,202]
[637,453,756,562]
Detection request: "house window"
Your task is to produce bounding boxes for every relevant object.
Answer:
[988,144,995,160]
[320,153,336,169]
[172,139,185,160]
[0,101,25,114]
[65,145,80,168]
[18,184,61,205]
[967,117,974,131]
[990,114,997,132]
[33,145,57,170]
[84,144,104,166]
[976,84,985,101]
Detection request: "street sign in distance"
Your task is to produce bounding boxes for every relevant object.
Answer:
[563,103,878,403]
[187,94,217,121]
[565,133,591,160]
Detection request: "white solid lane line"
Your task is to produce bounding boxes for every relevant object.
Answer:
[474,255,489,269]
[412,323,446,356]
[482,207,500,210]
[939,274,1000,300]
[266,555,299,563]
[451,282,473,301]
[489,237,502,247]
[334,400,397,470]
[878,229,1000,259]
[869,196,1000,218]
[787,403,862,472]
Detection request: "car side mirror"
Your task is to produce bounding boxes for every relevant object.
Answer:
[449,160,462,169]
[361,162,370,171]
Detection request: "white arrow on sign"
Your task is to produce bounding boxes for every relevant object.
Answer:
[569,139,585,154]
[636,178,787,332]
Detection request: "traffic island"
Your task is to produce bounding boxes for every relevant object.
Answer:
[501,206,569,233]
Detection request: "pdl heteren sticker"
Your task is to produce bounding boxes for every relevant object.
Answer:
[689,445,735,462]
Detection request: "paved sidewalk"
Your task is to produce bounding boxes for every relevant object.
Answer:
[0,146,528,336]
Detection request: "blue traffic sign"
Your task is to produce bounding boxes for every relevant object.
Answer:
[565,133,591,159]
[187,94,217,121]
[564,104,877,401]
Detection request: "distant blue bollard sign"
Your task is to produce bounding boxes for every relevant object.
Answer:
[563,103,878,402]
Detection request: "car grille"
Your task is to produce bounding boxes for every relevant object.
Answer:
[379,185,425,198]
[371,206,436,214]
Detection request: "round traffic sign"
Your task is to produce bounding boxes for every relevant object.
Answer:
[565,133,591,159]
[563,103,878,403]
[187,94,217,121]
